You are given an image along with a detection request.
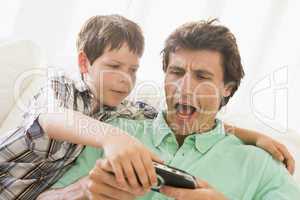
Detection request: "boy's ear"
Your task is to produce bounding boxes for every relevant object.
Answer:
[78,51,90,74]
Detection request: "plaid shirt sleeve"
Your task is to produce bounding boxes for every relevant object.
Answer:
[0,76,84,200]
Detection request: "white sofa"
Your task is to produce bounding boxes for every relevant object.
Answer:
[0,40,299,187]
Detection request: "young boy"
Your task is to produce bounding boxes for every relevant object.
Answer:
[0,15,294,200]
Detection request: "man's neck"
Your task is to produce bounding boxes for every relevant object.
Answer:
[164,111,216,147]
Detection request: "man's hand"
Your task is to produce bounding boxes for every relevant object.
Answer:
[101,130,163,189]
[88,159,150,200]
[160,179,228,200]
[36,176,91,200]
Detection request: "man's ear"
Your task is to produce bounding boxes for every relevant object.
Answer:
[78,51,90,74]
[223,82,235,98]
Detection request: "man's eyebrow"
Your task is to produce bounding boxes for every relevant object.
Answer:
[193,69,214,76]
[168,65,185,70]
[131,64,140,68]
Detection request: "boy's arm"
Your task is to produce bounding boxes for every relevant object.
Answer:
[38,109,118,149]
[224,123,295,174]
[0,76,84,199]
[39,110,162,191]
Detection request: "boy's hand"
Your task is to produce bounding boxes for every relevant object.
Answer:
[256,135,295,174]
[160,179,228,200]
[101,130,163,190]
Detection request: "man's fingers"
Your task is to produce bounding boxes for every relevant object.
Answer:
[160,186,187,200]
[90,193,116,200]
[89,160,129,190]
[196,178,211,189]
[88,181,135,200]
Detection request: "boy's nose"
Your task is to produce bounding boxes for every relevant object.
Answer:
[118,73,133,89]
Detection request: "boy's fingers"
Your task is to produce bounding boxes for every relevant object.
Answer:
[97,159,113,172]
[273,149,284,161]
[263,143,284,161]
[142,153,158,187]
[108,159,127,187]
[131,154,150,189]
[150,151,163,163]
[277,145,295,174]
[287,159,295,175]
[121,159,141,190]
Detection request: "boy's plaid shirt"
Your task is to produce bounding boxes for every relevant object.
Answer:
[0,75,158,200]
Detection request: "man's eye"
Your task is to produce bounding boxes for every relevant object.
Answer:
[196,74,209,80]
[130,68,138,73]
[108,64,120,68]
[170,71,183,76]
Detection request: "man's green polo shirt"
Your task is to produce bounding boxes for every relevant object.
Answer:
[53,111,300,199]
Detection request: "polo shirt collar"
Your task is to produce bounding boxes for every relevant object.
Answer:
[194,119,226,154]
[153,111,226,153]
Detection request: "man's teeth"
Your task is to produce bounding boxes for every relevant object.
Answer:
[175,104,196,115]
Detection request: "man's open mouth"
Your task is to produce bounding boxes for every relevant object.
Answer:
[175,103,197,119]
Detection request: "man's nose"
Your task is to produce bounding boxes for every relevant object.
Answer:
[179,73,193,95]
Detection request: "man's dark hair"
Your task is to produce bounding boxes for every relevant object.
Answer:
[161,19,245,106]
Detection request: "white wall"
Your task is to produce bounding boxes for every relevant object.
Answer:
[0,0,299,134]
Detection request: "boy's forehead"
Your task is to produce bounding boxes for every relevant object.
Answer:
[99,46,140,66]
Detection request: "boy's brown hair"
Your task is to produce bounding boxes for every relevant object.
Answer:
[77,15,144,65]
[161,19,245,106]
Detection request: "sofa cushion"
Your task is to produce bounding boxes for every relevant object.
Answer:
[0,40,43,126]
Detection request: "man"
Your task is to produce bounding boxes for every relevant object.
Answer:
[1,15,294,200]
